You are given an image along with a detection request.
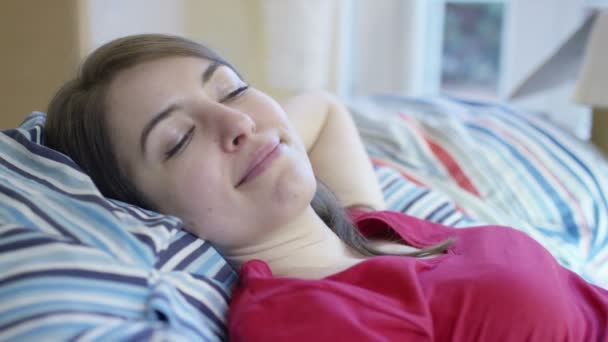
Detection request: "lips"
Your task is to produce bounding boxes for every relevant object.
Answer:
[236,138,281,187]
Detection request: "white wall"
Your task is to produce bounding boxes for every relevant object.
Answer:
[502,0,592,138]
[78,0,346,103]
[78,0,188,55]
[348,0,593,138]
[349,0,427,97]
[502,0,589,97]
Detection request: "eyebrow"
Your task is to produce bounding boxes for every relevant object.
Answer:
[202,61,221,84]
[139,61,223,155]
[140,103,181,155]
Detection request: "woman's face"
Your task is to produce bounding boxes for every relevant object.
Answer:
[105,56,316,250]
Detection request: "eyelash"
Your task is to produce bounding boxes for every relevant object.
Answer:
[165,125,195,160]
[221,85,249,103]
[163,85,249,160]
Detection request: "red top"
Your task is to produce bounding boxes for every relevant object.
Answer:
[228,210,608,341]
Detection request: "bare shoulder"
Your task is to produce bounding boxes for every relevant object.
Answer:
[282,90,339,112]
[282,91,387,210]
[282,91,341,151]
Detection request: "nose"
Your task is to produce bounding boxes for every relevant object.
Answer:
[218,108,256,152]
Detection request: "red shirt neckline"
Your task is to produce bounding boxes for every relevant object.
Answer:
[239,209,458,282]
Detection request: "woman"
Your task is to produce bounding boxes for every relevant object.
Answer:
[45,34,607,341]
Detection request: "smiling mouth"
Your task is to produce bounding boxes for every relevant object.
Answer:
[236,141,283,187]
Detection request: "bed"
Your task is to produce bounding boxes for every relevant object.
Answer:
[350,95,608,287]
[1,95,607,340]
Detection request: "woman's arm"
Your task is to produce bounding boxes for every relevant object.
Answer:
[283,91,386,210]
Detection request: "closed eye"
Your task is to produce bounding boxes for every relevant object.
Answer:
[165,125,195,160]
[221,85,249,103]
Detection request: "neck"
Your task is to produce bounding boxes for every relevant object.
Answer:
[223,206,364,278]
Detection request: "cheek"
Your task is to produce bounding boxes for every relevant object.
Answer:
[165,165,221,218]
[168,161,245,242]
[173,176,230,240]
[272,146,317,208]
[249,92,295,133]
[275,168,316,211]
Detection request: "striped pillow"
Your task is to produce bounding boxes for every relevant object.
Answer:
[374,163,480,228]
[0,112,236,340]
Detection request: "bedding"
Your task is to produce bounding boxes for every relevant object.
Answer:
[0,113,235,341]
[2,94,607,339]
[349,95,608,287]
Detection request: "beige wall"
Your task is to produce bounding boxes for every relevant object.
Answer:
[592,108,608,155]
[79,0,343,102]
[184,1,286,99]
[0,0,80,128]
[78,0,189,54]
[184,0,341,102]
[1,1,341,129]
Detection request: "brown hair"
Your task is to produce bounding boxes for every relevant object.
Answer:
[45,34,451,258]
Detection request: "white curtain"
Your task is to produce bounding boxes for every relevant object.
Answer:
[347,0,427,97]
[260,0,336,91]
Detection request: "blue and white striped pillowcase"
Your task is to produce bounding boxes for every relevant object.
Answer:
[0,112,235,341]
[375,165,478,228]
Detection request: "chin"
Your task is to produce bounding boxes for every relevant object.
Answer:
[271,167,316,212]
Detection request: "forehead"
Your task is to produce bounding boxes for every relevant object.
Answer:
[106,56,213,118]
[105,56,212,138]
